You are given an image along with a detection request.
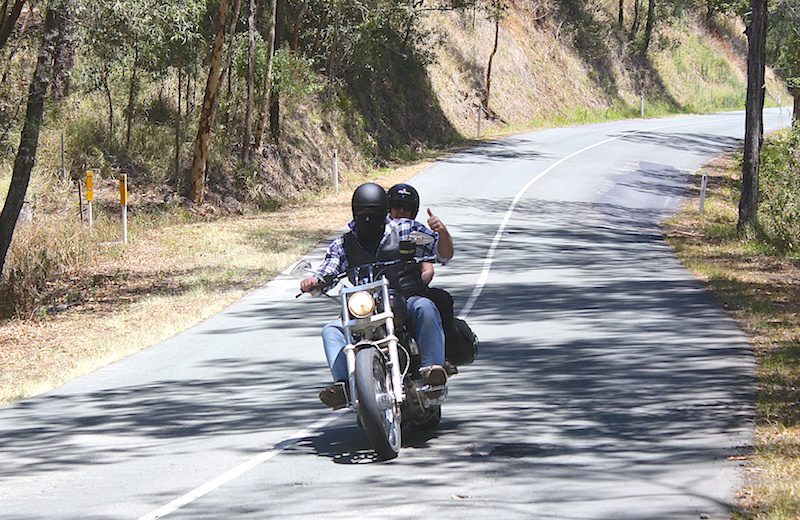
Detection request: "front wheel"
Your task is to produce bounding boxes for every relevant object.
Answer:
[356,347,401,460]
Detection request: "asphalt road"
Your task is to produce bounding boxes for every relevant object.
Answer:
[0,109,793,519]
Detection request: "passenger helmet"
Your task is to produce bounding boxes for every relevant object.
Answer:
[387,183,420,219]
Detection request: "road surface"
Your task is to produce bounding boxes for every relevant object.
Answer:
[0,108,792,519]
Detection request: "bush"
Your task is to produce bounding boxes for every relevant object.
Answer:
[272,49,324,104]
[0,216,92,318]
[759,126,800,251]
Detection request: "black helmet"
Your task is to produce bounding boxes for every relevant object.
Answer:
[352,182,389,218]
[388,183,420,219]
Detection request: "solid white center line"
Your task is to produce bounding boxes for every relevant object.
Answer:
[137,412,344,520]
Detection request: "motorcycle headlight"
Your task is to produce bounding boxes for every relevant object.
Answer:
[348,291,376,318]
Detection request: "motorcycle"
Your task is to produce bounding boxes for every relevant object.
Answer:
[292,233,448,460]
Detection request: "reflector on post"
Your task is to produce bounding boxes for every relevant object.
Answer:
[119,174,128,206]
[86,170,94,202]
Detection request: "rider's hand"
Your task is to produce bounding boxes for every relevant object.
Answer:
[427,208,454,261]
[300,276,321,293]
[427,208,447,234]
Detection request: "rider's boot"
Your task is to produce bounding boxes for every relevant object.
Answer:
[419,365,447,399]
[319,381,348,409]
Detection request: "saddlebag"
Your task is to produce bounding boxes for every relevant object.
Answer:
[445,318,478,366]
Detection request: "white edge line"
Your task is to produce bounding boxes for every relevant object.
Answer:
[137,412,344,520]
[456,115,739,320]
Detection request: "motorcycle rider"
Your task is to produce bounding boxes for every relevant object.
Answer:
[388,183,456,355]
[300,182,452,409]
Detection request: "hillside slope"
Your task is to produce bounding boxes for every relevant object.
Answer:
[419,1,786,138]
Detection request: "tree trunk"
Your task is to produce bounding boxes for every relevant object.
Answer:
[0,0,25,52]
[642,0,656,53]
[631,0,641,36]
[186,65,193,116]
[0,0,66,277]
[187,0,229,203]
[269,0,284,143]
[50,2,73,100]
[175,57,182,181]
[793,52,799,127]
[326,2,338,84]
[310,8,327,58]
[242,0,256,161]
[618,0,624,27]
[289,0,308,50]
[738,0,768,234]
[224,0,242,99]
[483,11,500,111]
[124,48,140,150]
[102,62,113,145]
[254,0,277,150]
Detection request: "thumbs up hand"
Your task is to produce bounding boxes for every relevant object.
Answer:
[427,208,454,260]
[427,208,446,233]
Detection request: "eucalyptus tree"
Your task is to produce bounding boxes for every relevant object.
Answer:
[739,0,769,234]
[156,0,206,178]
[75,0,165,148]
[0,0,70,278]
[253,0,277,150]
[483,0,505,111]
[188,0,229,203]
[0,0,26,51]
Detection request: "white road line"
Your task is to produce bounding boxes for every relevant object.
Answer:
[137,412,344,520]
[457,115,739,319]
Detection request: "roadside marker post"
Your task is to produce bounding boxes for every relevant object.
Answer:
[699,171,708,215]
[86,170,94,228]
[120,174,128,244]
[332,149,339,194]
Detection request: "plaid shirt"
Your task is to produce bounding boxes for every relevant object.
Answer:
[313,217,445,284]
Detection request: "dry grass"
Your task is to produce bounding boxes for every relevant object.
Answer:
[663,156,800,519]
[0,160,430,406]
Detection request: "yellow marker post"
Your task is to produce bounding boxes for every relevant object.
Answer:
[86,170,94,227]
[120,174,128,244]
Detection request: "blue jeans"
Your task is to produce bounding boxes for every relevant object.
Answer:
[322,295,445,382]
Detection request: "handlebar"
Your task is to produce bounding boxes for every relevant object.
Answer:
[297,255,438,298]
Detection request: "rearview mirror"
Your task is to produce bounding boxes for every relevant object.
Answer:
[288,259,312,277]
[407,231,434,246]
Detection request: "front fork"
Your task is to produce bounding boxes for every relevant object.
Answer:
[345,317,406,409]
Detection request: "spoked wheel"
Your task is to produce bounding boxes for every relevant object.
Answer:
[355,347,401,460]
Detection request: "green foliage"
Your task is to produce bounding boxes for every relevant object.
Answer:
[767,0,800,91]
[272,48,324,103]
[759,126,800,251]
[232,31,271,85]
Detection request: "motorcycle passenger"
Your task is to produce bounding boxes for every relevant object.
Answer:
[300,182,452,409]
[388,183,456,357]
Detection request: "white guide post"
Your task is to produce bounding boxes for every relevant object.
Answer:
[120,174,128,244]
[699,172,708,215]
[333,149,339,194]
[86,170,94,229]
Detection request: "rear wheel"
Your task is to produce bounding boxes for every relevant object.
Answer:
[414,405,441,430]
[356,347,401,460]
